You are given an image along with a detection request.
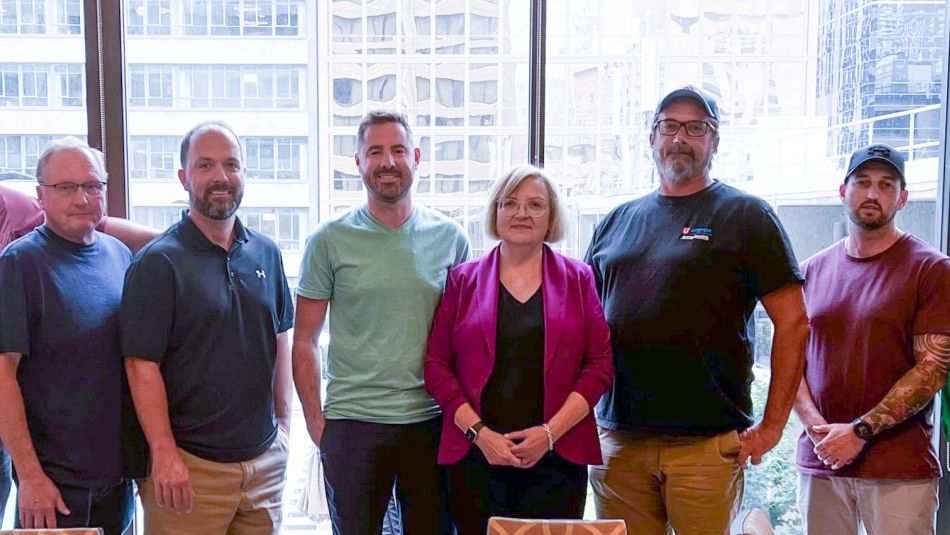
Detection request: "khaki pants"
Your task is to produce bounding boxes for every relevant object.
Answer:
[590,427,743,535]
[140,430,289,535]
[797,473,937,535]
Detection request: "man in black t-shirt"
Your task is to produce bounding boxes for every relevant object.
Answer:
[585,86,809,535]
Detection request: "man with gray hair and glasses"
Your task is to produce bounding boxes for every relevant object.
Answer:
[585,85,809,534]
[0,137,146,534]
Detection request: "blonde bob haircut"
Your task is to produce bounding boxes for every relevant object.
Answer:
[484,164,567,243]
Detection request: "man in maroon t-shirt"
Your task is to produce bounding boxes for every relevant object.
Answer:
[0,184,45,525]
[0,184,45,250]
[793,143,950,535]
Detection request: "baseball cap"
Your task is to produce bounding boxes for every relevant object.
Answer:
[845,144,905,184]
[654,85,720,123]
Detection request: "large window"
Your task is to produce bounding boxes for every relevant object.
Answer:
[545,2,947,531]
[2,0,949,533]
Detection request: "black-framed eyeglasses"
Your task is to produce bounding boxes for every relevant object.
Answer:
[653,119,717,137]
[497,198,549,218]
[39,181,107,197]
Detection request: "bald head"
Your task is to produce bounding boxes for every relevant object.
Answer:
[35,137,106,184]
[180,121,243,169]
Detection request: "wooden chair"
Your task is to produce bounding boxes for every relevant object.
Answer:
[487,517,626,535]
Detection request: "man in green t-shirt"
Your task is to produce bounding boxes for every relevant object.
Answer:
[292,110,470,534]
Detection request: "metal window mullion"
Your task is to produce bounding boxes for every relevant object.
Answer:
[528,0,545,167]
[83,0,128,217]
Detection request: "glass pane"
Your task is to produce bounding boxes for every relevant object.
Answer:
[122,1,314,530]
[0,5,87,527]
[549,0,947,531]
[120,0,532,530]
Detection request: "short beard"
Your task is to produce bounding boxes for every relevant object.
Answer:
[848,208,895,231]
[190,189,243,220]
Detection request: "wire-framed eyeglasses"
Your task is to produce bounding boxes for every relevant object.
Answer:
[39,181,107,197]
[497,198,549,218]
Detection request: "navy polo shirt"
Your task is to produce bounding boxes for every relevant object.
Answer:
[120,212,293,463]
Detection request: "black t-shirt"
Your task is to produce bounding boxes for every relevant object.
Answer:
[121,213,294,463]
[481,284,544,433]
[585,181,803,433]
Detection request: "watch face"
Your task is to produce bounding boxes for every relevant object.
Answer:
[465,428,477,442]
[854,422,873,440]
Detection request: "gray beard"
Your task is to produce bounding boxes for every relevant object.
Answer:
[662,159,695,183]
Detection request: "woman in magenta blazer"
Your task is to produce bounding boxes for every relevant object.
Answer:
[425,164,613,533]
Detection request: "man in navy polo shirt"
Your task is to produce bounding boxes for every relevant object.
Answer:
[121,121,294,535]
[0,137,145,534]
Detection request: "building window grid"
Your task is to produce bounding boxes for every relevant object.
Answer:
[245,136,305,180]
[0,63,83,107]
[0,134,74,178]
[239,207,307,250]
[129,135,178,179]
[54,0,80,33]
[127,64,302,109]
[326,5,506,197]
[329,1,502,57]
[116,0,304,36]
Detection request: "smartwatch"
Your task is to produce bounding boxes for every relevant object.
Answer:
[464,421,486,442]
[851,417,873,441]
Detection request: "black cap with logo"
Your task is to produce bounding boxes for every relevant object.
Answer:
[845,144,905,186]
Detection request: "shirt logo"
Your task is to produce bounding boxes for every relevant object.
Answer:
[256,269,267,279]
[681,226,712,241]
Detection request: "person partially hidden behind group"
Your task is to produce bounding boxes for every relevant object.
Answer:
[425,164,614,534]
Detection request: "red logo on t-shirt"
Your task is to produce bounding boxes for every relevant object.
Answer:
[682,227,691,235]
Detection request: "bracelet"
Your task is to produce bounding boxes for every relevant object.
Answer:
[541,423,554,451]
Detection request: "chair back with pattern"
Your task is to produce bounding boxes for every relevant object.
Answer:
[486,517,626,535]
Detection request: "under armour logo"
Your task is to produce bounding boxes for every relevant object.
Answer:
[256,269,266,279]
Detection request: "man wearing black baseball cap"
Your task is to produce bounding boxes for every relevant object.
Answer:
[793,143,949,535]
[585,85,809,534]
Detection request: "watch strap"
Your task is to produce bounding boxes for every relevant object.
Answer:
[465,421,486,442]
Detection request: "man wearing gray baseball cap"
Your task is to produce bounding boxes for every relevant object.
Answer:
[793,143,949,535]
[585,85,809,534]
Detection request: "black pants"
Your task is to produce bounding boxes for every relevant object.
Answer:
[447,448,588,535]
[14,479,133,535]
[321,417,453,535]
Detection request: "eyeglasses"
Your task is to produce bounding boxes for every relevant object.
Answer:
[653,119,717,137]
[498,198,549,218]
[39,181,107,197]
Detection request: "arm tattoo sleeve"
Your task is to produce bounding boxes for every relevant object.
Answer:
[863,333,950,435]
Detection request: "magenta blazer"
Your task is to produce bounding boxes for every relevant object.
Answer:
[424,244,613,466]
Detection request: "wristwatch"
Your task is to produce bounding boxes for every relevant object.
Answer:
[464,421,486,442]
[851,417,873,441]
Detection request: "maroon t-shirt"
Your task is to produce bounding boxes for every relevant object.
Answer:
[798,234,950,479]
[0,185,43,250]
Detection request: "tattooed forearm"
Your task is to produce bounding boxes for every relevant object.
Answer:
[863,334,950,435]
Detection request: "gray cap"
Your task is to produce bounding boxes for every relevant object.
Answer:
[654,85,720,122]
[845,144,905,184]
